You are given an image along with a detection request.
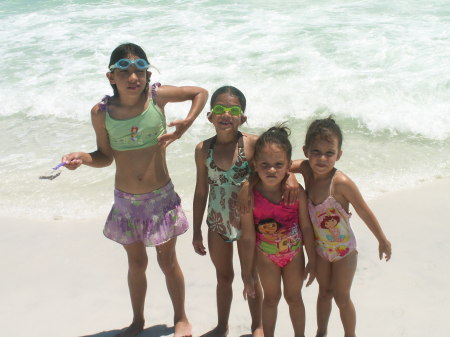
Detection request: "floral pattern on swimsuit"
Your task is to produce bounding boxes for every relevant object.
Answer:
[206,132,251,241]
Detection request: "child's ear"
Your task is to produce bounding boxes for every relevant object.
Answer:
[337,149,343,161]
[207,111,213,122]
[240,114,247,125]
[252,159,257,171]
[106,71,115,84]
[302,145,309,158]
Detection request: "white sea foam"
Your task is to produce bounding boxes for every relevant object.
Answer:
[0,0,449,218]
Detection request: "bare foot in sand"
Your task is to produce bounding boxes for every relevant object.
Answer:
[200,325,229,337]
[252,326,264,337]
[174,319,192,337]
[115,320,145,337]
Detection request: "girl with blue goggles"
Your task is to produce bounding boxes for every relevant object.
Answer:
[109,58,150,71]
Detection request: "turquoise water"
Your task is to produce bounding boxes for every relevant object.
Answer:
[0,0,449,219]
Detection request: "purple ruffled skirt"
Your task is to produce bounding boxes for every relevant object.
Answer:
[103,181,189,247]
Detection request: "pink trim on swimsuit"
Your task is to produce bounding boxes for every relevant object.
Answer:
[253,190,302,268]
[308,171,357,262]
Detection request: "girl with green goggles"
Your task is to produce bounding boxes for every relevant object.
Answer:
[211,104,243,116]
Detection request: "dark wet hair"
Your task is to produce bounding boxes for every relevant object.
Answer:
[254,123,292,161]
[108,43,150,97]
[210,86,246,112]
[304,116,343,150]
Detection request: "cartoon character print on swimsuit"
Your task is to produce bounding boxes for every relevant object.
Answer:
[256,218,302,255]
[253,190,303,268]
[308,197,357,262]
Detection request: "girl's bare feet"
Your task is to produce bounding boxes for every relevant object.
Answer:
[200,325,228,337]
[174,319,192,337]
[116,320,145,337]
[252,326,264,337]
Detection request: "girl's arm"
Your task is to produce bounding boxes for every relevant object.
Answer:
[282,172,300,204]
[281,159,312,204]
[155,85,208,148]
[237,172,259,214]
[62,104,114,169]
[337,174,392,261]
[289,159,306,174]
[298,186,316,286]
[239,209,257,299]
[192,141,209,256]
[237,133,259,214]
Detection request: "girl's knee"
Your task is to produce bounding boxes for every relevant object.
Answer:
[157,254,178,274]
[264,292,282,307]
[216,270,234,286]
[128,254,148,272]
[284,292,303,307]
[334,292,352,308]
[156,242,178,272]
[318,287,333,301]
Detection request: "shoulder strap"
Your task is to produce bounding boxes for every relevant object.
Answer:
[99,95,110,112]
[151,82,161,99]
[329,169,338,197]
[237,131,244,148]
[208,136,217,150]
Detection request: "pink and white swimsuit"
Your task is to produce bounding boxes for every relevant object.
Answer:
[308,179,357,262]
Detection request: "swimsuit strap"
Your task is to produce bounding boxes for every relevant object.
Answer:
[209,131,243,150]
[101,82,160,112]
[329,168,338,198]
[99,95,110,112]
[151,82,161,99]
[237,131,244,149]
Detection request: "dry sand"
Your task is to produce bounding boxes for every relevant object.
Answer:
[1,178,449,337]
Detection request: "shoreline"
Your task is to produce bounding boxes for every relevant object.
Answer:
[2,177,449,336]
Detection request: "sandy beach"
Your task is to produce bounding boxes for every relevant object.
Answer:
[1,177,449,337]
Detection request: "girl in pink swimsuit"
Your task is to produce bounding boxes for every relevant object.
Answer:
[291,117,392,337]
[240,125,316,337]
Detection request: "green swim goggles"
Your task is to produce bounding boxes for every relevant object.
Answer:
[109,58,150,71]
[211,104,243,116]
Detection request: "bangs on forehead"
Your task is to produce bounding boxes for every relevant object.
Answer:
[316,129,338,144]
[109,43,149,67]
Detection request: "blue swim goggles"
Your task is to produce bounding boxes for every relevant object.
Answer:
[109,58,150,71]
